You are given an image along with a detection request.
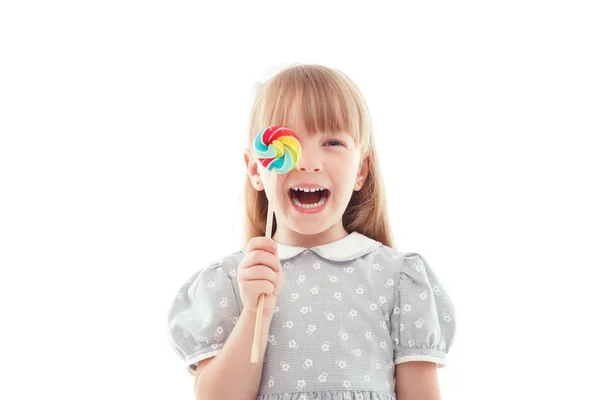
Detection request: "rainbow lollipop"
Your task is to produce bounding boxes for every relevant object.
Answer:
[250,125,301,363]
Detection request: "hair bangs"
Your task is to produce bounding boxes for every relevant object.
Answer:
[257,65,361,143]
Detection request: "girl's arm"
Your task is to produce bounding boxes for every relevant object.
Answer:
[193,308,273,400]
[395,361,442,400]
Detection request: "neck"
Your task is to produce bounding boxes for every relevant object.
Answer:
[272,222,349,248]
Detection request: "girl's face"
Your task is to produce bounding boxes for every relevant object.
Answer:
[245,111,369,248]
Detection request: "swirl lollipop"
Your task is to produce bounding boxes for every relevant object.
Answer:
[250,125,301,363]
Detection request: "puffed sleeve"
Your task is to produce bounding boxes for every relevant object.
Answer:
[166,261,241,375]
[390,252,456,368]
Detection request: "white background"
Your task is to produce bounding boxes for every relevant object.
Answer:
[1,1,599,399]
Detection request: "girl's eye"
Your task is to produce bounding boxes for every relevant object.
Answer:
[325,140,344,147]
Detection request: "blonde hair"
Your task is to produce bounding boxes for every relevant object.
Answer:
[242,64,397,249]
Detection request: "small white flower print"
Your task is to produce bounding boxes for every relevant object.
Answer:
[313,261,321,270]
[414,263,424,272]
[339,331,349,341]
[392,253,400,260]
[288,340,297,349]
[433,284,442,295]
[182,331,190,338]
[334,292,343,301]
[348,309,358,318]
[393,306,401,315]
[343,393,352,400]
[352,348,362,356]
[388,361,394,369]
[215,326,224,336]
[337,360,347,369]
[297,274,305,284]
[321,342,330,352]
[302,359,313,369]
[325,311,335,321]
[283,262,292,269]
[372,263,381,270]
[380,321,387,329]
[356,392,364,400]
[291,292,299,301]
[402,303,412,313]
[380,341,387,350]
[206,281,215,288]
[329,275,338,283]
[385,278,394,288]
[219,298,228,307]
[378,296,387,305]
[268,376,275,387]
[419,290,428,300]
[407,339,416,348]
[299,395,308,400]
[300,306,312,314]
[443,313,452,322]
[274,306,280,313]
[369,302,378,311]
[440,338,446,350]
[400,323,405,332]
[296,380,306,390]
[232,316,239,325]
[229,269,237,277]
[384,313,390,321]
[318,372,328,382]
[343,380,352,389]
[284,320,294,329]
[415,318,425,329]
[210,343,220,350]
[307,324,316,334]
[356,285,364,294]
[375,360,381,369]
[281,362,290,371]
[394,337,399,346]
[365,331,373,341]
[344,266,354,273]
[364,373,371,382]
[268,334,276,345]
[310,285,320,294]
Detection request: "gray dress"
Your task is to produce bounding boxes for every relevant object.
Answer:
[166,232,456,400]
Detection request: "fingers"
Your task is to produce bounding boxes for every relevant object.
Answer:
[239,265,278,286]
[247,280,276,297]
[246,237,278,256]
[241,247,281,273]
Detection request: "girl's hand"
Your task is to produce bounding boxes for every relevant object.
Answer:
[237,237,284,316]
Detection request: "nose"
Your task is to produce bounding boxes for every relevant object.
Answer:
[295,149,323,172]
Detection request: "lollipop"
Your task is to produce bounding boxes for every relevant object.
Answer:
[250,125,301,363]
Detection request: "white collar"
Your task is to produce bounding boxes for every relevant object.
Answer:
[242,231,381,262]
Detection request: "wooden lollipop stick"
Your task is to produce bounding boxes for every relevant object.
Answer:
[250,169,277,363]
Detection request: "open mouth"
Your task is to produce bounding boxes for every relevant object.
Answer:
[288,188,331,209]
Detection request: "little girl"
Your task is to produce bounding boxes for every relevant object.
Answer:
[167,64,456,400]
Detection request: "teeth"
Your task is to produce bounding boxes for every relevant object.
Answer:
[292,187,325,192]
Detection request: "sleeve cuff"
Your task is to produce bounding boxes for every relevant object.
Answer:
[185,349,222,375]
[394,347,447,368]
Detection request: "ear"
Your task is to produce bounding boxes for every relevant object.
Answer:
[355,155,370,191]
[244,148,263,191]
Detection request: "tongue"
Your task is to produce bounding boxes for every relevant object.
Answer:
[295,190,323,205]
